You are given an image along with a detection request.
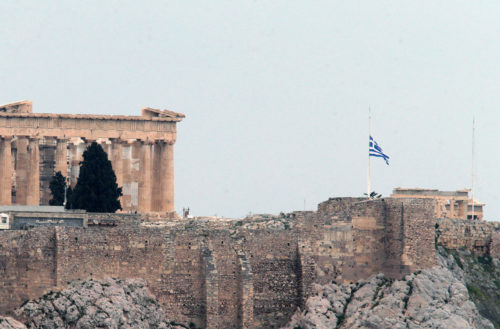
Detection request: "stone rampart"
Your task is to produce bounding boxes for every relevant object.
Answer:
[436,217,500,256]
[0,228,56,314]
[0,197,470,329]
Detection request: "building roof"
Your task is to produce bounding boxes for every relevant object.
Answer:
[0,205,66,212]
[392,187,470,197]
[0,101,185,122]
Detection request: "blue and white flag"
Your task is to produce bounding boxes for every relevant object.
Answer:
[369,136,390,165]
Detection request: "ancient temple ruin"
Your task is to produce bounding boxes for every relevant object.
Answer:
[391,187,484,220]
[0,100,184,213]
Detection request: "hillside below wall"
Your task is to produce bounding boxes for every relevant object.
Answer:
[0,198,440,328]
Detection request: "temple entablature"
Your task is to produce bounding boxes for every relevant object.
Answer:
[0,101,184,214]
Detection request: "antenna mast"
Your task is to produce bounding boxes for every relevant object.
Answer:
[367,107,371,197]
[471,116,475,220]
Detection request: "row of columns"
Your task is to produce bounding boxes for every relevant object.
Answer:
[0,136,175,213]
[0,136,41,206]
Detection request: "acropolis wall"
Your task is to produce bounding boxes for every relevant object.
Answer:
[0,100,184,213]
[0,197,438,328]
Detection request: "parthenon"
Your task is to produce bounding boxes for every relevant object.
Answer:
[0,100,184,213]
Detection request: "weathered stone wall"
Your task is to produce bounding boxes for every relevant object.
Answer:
[0,228,56,314]
[489,231,500,258]
[241,229,299,328]
[436,217,500,255]
[392,198,437,272]
[54,226,207,328]
[295,198,387,294]
[0,197,449,328]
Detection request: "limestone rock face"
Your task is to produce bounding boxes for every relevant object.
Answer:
[283,267,494,329]
[0,317,27,329]
[15,278,185,329]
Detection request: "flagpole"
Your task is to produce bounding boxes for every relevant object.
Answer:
[367,107,371,197]
[471,115,475,220]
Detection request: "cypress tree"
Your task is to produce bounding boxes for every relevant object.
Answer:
[65,186,73,210]
[49,171,66,206]
[68,142,122,212]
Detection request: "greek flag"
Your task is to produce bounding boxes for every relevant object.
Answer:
[369,136,390,165]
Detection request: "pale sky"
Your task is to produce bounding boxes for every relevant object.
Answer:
[1,1,500,219]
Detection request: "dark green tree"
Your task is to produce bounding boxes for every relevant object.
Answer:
[68,142,122,212]
[49,171,66,206]
[65,186,73,210]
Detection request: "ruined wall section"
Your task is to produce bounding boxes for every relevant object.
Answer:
[436,217,499,256]
[201,229,243,329]
[297,198,389,289]
[489,231,500,258]
[296,198,437,288]
[0,197,451,328]
[387,198,437,273]
[350,200,387,280]
[240,228,299,329]
[383,200,406,277]
[297,198,357,294]
[0,228,56,314]
[54,225,207,327]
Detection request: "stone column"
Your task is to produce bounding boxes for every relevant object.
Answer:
[449,199,455,218]
[77,140,88,163]
[138,141,152,212]
[128,140,141,210]
[160,140,174,212]
[0,137,12,205]
[68,141,78,188]
[68,139,88,188]
[151,141,162,212]
[55,139,68,177]
[15,136,29,204]
[458,200,467,220]
[98,139,112,161]
[121,141,132,210]
[26,138,40,206]
[110,139,124,189]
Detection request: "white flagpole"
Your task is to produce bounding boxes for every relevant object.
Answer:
[471,115,475,220]
[367,107,371,197]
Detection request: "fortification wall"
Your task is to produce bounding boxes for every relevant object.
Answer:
[240,229,299,328]
[436,218,500,256]
[0,197,442,328]
[55,226,207,327]
[0,228,56,314]
[490,231,500,258]
[395,198,437,271]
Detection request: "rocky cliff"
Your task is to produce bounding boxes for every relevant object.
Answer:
[282,249,496,329]
[1,278,187,329]
[441,247,500,328]
[0,318,26,329]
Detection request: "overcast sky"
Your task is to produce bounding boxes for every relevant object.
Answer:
[1,1,500,219]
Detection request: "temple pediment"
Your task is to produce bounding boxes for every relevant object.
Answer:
[0,100,32,113]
